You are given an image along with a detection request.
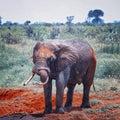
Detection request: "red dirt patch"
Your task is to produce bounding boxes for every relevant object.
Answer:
[0,88,120,120]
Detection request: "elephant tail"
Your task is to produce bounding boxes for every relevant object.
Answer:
[93,82,96,92]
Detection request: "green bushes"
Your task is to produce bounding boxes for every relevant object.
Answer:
[97,24,120,54]
[102,61,120,78]
[101,104,120,112]
[50,27,60,39]
[100,43,120,54]
[24,25,49,41]
[0,42,33,87]
[0,43,17,70]
[83,104,120,114]
[0,26,25,44]
[95,56,120,79]
[90,99,102,106]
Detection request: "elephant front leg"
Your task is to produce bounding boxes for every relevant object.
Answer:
[56,75,65,114]
[44,79,52,114]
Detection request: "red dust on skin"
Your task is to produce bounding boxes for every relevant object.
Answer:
[0,88,120,120]
[33,44,56,59]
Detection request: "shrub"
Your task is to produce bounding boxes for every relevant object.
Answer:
[97,24,120,54]
[110,86,118,91]
[0,42,32,87]
[0,43,17,70]
[95,59,120,79]
[31,25,50,41]
[101,104,120,112]
[90,99,102,106]
[100,43,120,54]
[102,61,120,78]
[50,27,60,39]
[24,25,34,38]
[0,26,25,44]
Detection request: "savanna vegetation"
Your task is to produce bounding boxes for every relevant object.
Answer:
[0,23,120,89]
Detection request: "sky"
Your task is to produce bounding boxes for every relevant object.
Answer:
[0,0,120,23]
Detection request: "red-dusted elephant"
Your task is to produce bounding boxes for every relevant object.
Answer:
[24,39,96,114]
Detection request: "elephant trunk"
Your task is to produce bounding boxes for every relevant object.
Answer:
[39,69,49,85]
[23,67,49,86]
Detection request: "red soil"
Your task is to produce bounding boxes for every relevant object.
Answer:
[0,87,120,120]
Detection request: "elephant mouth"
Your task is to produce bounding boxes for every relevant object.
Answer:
[37,67,50,76]
[23,67,50,86]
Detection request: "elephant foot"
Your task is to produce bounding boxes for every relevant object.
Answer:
[44,107,52,114]
[80,103,91,108]
[56,107,65,114]
[64,102,72,108]
[64,102,72,112]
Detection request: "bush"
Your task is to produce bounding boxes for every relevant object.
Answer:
[24,26,34,38]
[101,104,120,112]
[97,24,120,54]
[0,42,32,87]
[96,60,120,79]
[0,26,25,44]
[90,99,102,106]
[31,25,50,41]
[100,43,120,54]
[0,43,17,70]
[50,27,60,39]
[103,61,120,78]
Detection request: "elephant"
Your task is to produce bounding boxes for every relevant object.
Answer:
[24,39,96,114]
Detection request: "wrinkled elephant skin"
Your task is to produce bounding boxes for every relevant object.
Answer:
[31,39,96,114]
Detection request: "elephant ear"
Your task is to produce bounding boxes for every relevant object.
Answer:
[55,45,79,71]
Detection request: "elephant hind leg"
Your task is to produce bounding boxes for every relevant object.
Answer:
[64,83,76,108]
[80,84,91,108]
[80,64,96,108]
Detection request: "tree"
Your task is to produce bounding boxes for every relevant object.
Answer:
[24,26,33,38]
[24,20,31,26]
[92,9,104,24]
[87,9,104,24]
[50,27,60,39]
[87,10,93,23]
[66,16,74,25]
[3,21,13,26]
[0,16,2,25]
[66,16,74,33]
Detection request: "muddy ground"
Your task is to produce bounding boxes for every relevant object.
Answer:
[0,86,120,120]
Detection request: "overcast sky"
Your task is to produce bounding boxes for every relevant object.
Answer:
[0,0,120,23]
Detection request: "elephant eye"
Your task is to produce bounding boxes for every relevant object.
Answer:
[46,57,51,62]
[46,57,53,65]
[33,59,36,64]
[33,56,37,64]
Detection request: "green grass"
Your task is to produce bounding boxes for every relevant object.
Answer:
[83,104,120,114]
[93,78,120,92]
[0,40,36,87]
[90,99,102,106]
[101,104,120,112]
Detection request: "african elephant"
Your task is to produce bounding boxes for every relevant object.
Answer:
[24,39,96,114]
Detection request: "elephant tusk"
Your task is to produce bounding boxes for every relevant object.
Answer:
[23,73,35,86]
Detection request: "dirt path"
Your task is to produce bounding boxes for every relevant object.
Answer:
[0,88,120,120]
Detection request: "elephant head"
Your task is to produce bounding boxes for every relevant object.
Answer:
[31,43,56,84]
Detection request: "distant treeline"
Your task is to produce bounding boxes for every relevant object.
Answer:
[0,9,120,26]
